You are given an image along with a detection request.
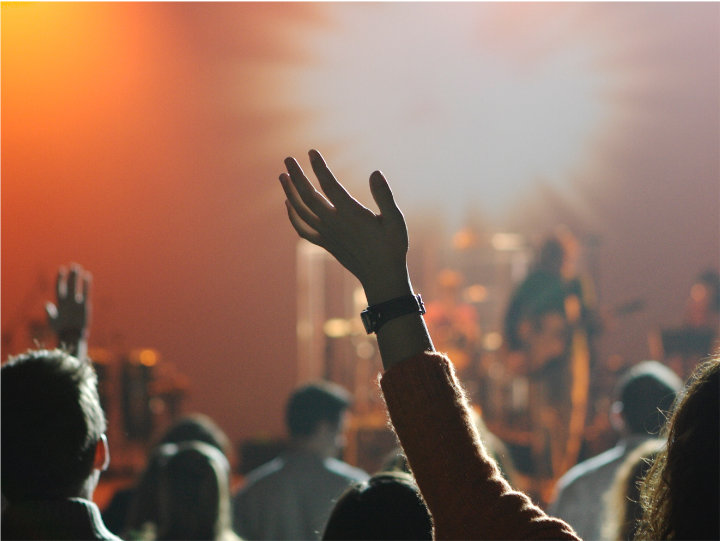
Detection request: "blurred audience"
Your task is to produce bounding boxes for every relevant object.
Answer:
[104,413,232,535]
[550,360,682,539]
[2,264,119,540]
[233,381,368,540]
[636,356,719,540]
[322,472,432,540]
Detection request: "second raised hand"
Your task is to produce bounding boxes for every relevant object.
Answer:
[280,149,413,304]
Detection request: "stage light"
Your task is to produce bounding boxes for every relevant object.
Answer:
[491,233,526,252]
[280,4,611,222]
[464,284,488,303]
[323,318,352,338]
[138,348,159,367]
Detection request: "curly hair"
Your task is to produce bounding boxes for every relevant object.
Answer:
[636,356,719,540]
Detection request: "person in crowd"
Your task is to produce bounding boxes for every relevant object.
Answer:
[278,149,578,539]
[233,381,368,540]
[503,230,601,486]
[154,441,240,541]
[550,360,682,540]
[636,355,719,540]
[104,413,233,535]
[2,264,120,540]
[601,438,664,541]
[322,471,432,540]
[683,269,720,331]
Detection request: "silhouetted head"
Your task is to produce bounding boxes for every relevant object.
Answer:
[286,381,352,440]
[322,471,432,540]
[614,360,682,436]
[536,237,566,275]
[156,442,233,541]
[157,413,231,459]
[638,356,720,540]
[1,349,107,500]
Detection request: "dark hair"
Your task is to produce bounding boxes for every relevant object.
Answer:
[286,381,351,438]
[537,237,566,273]
[157,413,231,458]
[322,472,432,540]
[124,444,177,537]
[616,361,682,435]
[636,357,720,540]
[156,442,233,541]
[1,349,106,499]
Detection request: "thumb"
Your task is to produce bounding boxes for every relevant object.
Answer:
[369,171,403,222]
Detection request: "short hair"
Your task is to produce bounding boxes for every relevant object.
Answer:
[615,360,682,435]
[285,381,351,438]
[537,237,566,273]
[1,349,106,499]
[322,471,432,540]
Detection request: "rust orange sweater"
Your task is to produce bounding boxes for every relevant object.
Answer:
[380,352,580,540]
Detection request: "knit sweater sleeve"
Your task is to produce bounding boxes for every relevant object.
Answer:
[380,352,580,540]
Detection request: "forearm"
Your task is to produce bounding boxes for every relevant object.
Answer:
[381,353,580,540]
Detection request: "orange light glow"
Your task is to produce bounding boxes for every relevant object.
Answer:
[138,348,159,367]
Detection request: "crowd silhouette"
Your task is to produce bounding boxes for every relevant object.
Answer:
[2,151,718,540]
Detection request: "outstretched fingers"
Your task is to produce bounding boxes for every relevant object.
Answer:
[309,149,357,211]
[81,270,92,303]
[285,200,325,247]
[284,157,334,220]
[369,170,404,224]
[56,266,68,299]
[280,173,324,231]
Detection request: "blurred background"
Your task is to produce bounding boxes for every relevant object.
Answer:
[2,2,718,493]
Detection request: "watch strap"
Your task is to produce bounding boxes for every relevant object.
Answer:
[361,294,425,334]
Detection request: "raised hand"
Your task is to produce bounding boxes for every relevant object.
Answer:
[46,263,92,358]
[280,149,411,305]
[280,150,433,369]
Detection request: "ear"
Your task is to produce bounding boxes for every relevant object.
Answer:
[93,434,110,472]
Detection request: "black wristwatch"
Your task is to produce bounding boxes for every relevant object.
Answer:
[361,293,425,334]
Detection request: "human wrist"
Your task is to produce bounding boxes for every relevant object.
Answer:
[361,267,413,306]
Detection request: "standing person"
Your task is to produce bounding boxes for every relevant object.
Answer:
[155,442,240,541]
[503,230,599,491]
[105,413,233,536]
[2,264,120,540]
[277,149,578,539]
[233,381,368,540]
[550,360,682,540]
